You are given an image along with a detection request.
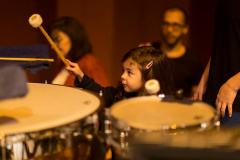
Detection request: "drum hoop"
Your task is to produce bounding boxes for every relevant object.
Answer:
[5,116,95,143]
[111,112,219,132]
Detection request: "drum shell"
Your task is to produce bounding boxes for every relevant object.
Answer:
[0,83,105,160]
[1,113,101,160]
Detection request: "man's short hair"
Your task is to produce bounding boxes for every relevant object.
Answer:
[162,6,189,25]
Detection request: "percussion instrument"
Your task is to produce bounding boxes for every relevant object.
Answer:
[0,83,104,160]
[29,14,69,67]
[105,95,220,158]
[0,57,54,62]
[130,128,240,160]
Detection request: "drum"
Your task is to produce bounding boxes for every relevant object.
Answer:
[130,128,240,160]
[0,83,105,160]
[106,95,220,158]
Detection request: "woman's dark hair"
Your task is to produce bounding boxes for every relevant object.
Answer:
[115,46,175,101]
[49,17,92,62]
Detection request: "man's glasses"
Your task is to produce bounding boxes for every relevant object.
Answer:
[162,22,185,31]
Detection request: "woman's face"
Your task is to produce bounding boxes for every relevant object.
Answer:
[51,29,72,57]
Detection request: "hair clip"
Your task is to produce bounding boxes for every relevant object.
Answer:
[146,60,153,69]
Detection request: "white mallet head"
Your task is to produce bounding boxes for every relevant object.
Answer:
[29,14,43,28]
[145,79,160,95]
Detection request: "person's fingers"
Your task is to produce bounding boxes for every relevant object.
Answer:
[216,100,221,115]
[66,66,72,71]
[215,98,219,108]
[193,92,202,101]
[193,93,198,100]
[198,93,202,101]
[66,59,71,65]
[66,59,76,67]
[220,103,226,117]
[227,103,233,117]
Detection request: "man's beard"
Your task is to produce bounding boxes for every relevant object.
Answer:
[162,34,183,49]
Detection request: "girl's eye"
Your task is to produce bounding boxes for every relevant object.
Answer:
[128,71,133,75]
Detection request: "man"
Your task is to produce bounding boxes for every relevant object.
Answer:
[140,7,204,98]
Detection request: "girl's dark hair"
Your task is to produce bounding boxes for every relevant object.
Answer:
[49,17,92,62]
[115,46,175,101]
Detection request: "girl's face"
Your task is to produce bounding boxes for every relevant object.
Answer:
[51,29,72,57]
[121,58,143,93]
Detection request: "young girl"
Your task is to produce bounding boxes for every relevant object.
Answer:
[66,46,175,107]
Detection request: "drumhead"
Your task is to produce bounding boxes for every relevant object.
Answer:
[0,83,101,135]
[111,96,216,131]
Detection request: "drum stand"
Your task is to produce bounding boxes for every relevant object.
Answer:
[0,133,7,160]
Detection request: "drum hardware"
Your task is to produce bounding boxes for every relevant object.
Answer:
[104,120,112,135]
[29,14,69,67]
[0,133,6,160]
[104,108,112,141]
[99,90,103,97]
[175,89,184,99]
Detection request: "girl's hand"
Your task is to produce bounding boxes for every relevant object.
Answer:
[65,59,84,81]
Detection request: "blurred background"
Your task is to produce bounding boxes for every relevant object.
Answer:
[0,0,217,87]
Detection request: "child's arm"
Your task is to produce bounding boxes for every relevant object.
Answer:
[65,59,117,107]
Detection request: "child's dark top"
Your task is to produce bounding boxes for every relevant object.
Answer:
[74,74,116,108]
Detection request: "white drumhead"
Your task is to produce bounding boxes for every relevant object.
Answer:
[0,83,101,135]
[111,96,215,130]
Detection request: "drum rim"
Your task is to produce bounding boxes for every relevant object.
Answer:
[111,115,218,132]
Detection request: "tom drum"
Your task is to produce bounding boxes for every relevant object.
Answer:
[106,95,220,158]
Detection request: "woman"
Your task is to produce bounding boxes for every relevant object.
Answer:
[49,17,110,87]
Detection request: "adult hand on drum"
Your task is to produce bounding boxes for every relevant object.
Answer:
[194,58,211,101]
[193,79,207,101]
[65,59,84,82]
[215,74,240,117]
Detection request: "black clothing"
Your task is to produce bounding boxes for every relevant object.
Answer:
[74,74,117,108]
[170,48,204,97]
[204,0,240,112]
[151,42,204,97]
